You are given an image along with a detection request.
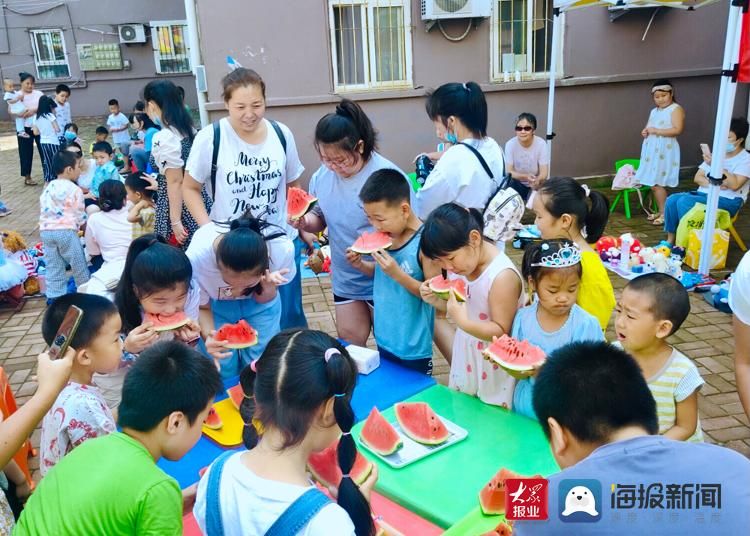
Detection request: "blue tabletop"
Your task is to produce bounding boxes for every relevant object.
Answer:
[158,356,435,488]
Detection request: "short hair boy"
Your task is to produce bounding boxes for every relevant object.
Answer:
[357,168,438,375]
[54,84,71,135]
[88,141,120,206]
[107,98,131,165]
[38,293,122,474]
[615,273,703,441]
[14,340,222,535]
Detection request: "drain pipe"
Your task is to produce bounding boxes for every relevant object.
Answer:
[184,0,209,128]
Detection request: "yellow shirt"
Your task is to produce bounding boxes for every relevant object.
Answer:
[577,250,616,330]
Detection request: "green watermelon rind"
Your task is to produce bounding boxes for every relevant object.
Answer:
[226,384,244,410]
[360,407,403,456]
[287,187,318,220]
[203,407,223,430]
[428,276,467,302]
[145,312,190,332]
[485,335,546,372]
[478,468,521,516]
[394,402,449,446]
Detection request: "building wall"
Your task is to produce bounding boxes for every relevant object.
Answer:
[196,1,746,181]
[0,0,197,119]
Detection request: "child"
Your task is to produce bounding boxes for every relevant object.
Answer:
[39,293,122,474]
[63,122,81,145]
[128,112,159,172]
[39,151,89,300]
[635,80,684,224]
[86,141,121,213]
[357,168,439,375]
[615,273,704,441]
[420,203,523,407]
[511,240,603,419]
[3,79,27,138]
[107,98,130,167]
[125,172,156,238]
[54,83,72,142]
[15,340,222,535]
[194,329,377,535]
[533,177,615,330]
[31,95,60,182]
[89,125,109,155]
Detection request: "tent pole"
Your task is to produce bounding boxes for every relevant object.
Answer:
[546,8,562,173]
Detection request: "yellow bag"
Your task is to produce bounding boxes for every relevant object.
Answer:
[685,228,729,270]
[675,203,732,249]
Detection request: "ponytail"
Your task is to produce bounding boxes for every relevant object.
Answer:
[425,81,488,138]
[314,98,378,162]
[420,202,486,259]
[215,212,285,274]
[538,177,610,243]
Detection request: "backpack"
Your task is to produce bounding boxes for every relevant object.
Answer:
[209,119,287,199]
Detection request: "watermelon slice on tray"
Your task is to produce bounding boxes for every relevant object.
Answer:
[350,231,393,255]
[484,335,546,374]
[226,384,245,410]
[204,407,223,430]
[144,311,190,332]
[428,275,467,302]
[394,402,449,446]
[361,407,402,455]
[287,187,318,220]
[308,438,372,488]
[215,319,258,349]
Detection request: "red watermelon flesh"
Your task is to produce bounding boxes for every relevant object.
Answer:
[484,335,546,373]
[479,468,521,515]
[144,311,190,332]
[428,275,467,302]
[360,407,402,455]
[215,319,258,349]
[307,439,372,488]
[350,231,393,255]
[204,407,223,430]
[226,384,245,410]
[481,521,514,536]
[394,402,449,445]
[287,187,317,220]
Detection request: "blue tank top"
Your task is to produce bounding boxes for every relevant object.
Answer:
[373,227,434,360]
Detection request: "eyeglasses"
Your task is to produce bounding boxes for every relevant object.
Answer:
[515,126,534,132]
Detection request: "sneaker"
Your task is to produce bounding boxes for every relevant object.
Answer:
[0,204,10,217]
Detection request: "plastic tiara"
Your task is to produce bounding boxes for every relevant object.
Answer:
[530,242,582,268]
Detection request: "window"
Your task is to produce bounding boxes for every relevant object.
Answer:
[150,20,191,74]
[328,1,413,91]
[30,29,70,80]
[491,0,558,81]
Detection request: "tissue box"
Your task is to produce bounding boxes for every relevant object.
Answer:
[345,345,380,375]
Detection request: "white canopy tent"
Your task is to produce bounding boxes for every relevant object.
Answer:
[546,0,737,275]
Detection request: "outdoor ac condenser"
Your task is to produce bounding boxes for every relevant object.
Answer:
[421,0,492,20]
[118,24,147,44]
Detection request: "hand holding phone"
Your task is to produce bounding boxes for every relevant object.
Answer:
[48,305,84,360]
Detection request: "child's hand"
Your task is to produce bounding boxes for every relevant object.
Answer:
[327,464,379,504]
[419,279,440,307]
[288,212,309,230]
[124,322,158,354]
[641,127,649,138]
[182,483,198,515]
[371,249,400,278]
[206,330,232,361]
[646,127,658,136]
[345,248,364,270]
[174,319,201,346]
[446,288,467,324]
[35,349,75,404]
[263,268,290,287]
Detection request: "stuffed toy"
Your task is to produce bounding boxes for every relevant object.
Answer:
[2,231,39,295]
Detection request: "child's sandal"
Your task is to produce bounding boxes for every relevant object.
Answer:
[651,215,664,225]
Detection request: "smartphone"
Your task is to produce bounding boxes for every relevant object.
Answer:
[48,305,84,359]
[700,143,711,158]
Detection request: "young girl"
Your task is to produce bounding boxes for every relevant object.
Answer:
[635,80,684,225]
[414,82,504,220]
[186,213,295,378]
[125,172,156,238]
[511,240,603,419]
[420,203,523,407]
[194,329,377,536]
[32,96,60,183]
[533,177,615,330]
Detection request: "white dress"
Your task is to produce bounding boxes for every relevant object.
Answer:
[449,253,524,408]
[635,103,681,188]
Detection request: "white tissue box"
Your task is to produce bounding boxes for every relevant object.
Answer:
[345,345,380,375]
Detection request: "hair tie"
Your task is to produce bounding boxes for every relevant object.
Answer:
[333,392,346,398]
[462,82,469,91]
[341,431,351,436]
[147,237,159,247]
[341,474,351,479]
[250,360,258,373]
[581,184,591,198]
[324,348,340,363]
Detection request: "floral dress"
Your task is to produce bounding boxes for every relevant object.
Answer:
[635,103,681,188]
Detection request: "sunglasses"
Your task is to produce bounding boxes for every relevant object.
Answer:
[515,126,534,132]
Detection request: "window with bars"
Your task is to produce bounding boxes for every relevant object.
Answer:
[30,29,70,80]
[491,0,556,81]
[150,20,191,74]
[328,0,413,91]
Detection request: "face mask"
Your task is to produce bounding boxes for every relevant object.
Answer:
[727,141,738,153]
[153,117,162,127]
[64,131,77,141]
[446,132,458,144]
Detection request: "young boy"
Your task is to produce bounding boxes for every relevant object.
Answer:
[89,125,109,155]
[86,141,120,213]
[3,79,27,137]
[107,98,130,167]
[38,293,122,475]
[125,172,156,238]
[39,151,89,300]
[14,340,222,535]
[615,272,704,441]
[356,169,438,374]
[53,84,71,142]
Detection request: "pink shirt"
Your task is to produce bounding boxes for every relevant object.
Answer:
[20,89,43,127]
[39,179,86,231]
[504,135,549,185]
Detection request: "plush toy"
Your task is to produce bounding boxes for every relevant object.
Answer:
[2,231,40,295]
[596,235,619,255]
[0,247,27,308]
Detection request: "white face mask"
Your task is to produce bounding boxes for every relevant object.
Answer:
[727,140,738,154]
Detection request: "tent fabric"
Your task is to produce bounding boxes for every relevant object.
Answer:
[553,0,719,11]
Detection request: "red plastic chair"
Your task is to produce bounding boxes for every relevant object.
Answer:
[0,367,35,489]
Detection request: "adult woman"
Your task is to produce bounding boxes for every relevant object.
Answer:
[184,68,306,329]
[11,73,43,186]
[143,80,209,248]
[505,112,549,201]
[731,250,750,421]
[664,117,750,245]
[414,81,505,220]
[294,99,406,346]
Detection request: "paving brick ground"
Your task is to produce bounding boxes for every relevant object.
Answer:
[0,119,748,486]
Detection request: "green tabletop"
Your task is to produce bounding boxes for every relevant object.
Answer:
[443,507,511,536]
[352,384,559,528]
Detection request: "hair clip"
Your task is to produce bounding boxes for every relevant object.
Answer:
[531,243,582,268]
[324,348,340,363]
[250,360,258,373]
[341,473,351,480]
[541,243,550,251]
[244,393,254,400]
[581,184,591,198]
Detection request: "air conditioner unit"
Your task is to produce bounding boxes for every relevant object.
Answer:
[118,24,147,44]
[421,0,491,20]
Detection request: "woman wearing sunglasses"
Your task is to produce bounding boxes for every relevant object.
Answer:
[505,112,549,201]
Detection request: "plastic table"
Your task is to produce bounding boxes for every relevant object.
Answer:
[352,384,560,529]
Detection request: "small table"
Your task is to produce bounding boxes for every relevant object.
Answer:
[352,384,559,528]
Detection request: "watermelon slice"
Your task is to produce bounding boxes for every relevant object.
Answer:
[481,521,514,536]
[428,275,467,302]
[360,407,402,455]
[144,311,189,332]
[394,402,449,445]
[308,439,372,489]
[484,335,546,373]
[204,407,223,430]
[479,468,521,515]
[215,319,258,349]
[350,231,392,255]
[226,384,245,410]
[287,187,317,220]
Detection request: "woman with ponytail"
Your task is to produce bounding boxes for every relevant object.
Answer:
[292,99,407,346]
[194,329,378,536]
[414,82,505,220]
[186,211,295,378]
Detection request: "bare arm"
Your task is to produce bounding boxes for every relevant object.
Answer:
[536,163,549,183]
[164,167,187,243]
[648,106,685,137]
[182,173,211,227]
[127,200,146,223]
[735,316,750,421]
[663,391,699,441]
[720,171,749,191]
[448,270,521,341]
[693,168,709,187]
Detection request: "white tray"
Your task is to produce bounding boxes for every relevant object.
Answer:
[358,414,467,469]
